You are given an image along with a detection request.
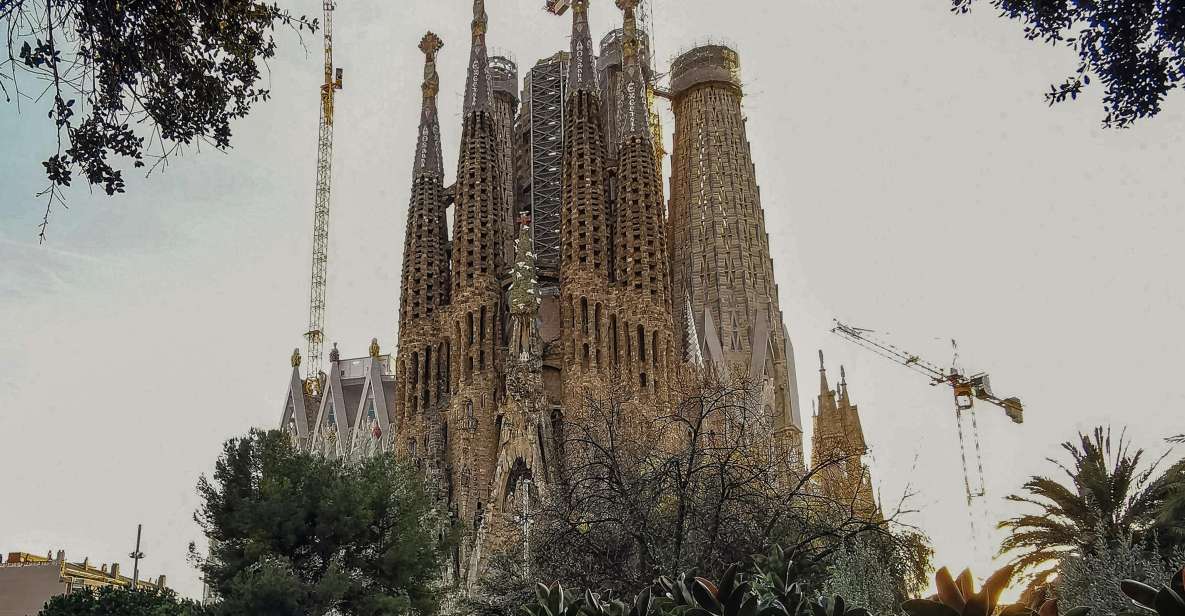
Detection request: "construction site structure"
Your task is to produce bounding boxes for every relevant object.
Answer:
[304,0,344,398]
[831,320,1024,506]
[812,353,878,518]
[515,51,568,277]
[667,43,804,460]
[279,0,820,591]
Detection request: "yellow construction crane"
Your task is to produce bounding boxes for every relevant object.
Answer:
[831,320,1023,507]
[304,0,344,397]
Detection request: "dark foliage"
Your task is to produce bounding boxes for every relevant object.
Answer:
[530,368,923,596]
[1,0,316,240]
[952,0,1185,126]
[193,429,453,616]
[39,585,207,616]
[517,548,874,616]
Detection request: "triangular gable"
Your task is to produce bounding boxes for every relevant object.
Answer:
[349,357,394,458]
[783,327,802,430]
[280,366,310,439]
[311,362,350,457]
[702,306,726,366]
[748,307,771,381]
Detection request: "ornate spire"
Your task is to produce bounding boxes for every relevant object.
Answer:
[414,32,444,178]
[329,342,340,363]
[291,348,302,368]
[839,365,851,408]
[369,338,381,358]
[509,217,540,316]
[464,0,492,115]
[616,0,648,138]
[818,350,829,394]
[568,0,597,94]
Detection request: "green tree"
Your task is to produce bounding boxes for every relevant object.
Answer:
[39,586,206,616]
[952,0,1185,127]
[194,429,453,616]
[824,531,934,616]
[0,1,315,241]
[998,427,1185,587]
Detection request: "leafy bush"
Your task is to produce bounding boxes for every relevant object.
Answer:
[1058,536,1185,616]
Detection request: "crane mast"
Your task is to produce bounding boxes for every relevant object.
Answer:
[304,1,344,397]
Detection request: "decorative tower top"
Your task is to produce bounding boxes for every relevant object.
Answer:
[568,0,597,94]
[509,216,540,316]
[817,350,836,413]
[369,338,381,358]
[464,0,492,115]
[329,342,340,363]
[839,365,851,407]
[291,348,302,368]
[616,0,648,137]
[414,32,444,178]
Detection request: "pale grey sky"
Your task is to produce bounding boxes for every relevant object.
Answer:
[2,0,1183,599]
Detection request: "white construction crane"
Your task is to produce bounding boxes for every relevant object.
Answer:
[304,0,344,397]
[831,320,1024,506]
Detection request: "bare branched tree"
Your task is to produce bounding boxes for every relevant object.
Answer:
[530,365,920,594]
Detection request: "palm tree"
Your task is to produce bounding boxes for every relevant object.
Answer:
[998,427,1184,587]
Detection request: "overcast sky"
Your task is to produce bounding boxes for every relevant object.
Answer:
[2,0,1183,600]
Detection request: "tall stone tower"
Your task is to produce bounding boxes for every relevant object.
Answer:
[395,32,450,478]
[489,55,520,267]
[559,0,614,405]
[666,44,803,458]
[446,0,508,531]
[612,0,673,393]
[812,353,877,517]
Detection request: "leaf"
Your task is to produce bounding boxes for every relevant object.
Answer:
[935,568,967,613]
[1156,588,1185,616]
[1121,580,1159,609]
[902,599,962,616]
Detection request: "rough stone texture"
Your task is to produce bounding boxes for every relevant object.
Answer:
[396,33,452,489]
[558,0,617,423]
[667,44,803,460]
[812,357,877,517]
[611,0,674,398]
[490,56,519,269]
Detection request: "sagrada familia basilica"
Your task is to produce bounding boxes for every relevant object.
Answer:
[279,0,878,587]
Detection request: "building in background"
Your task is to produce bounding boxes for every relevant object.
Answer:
[812,355,878,517]
[280,340,396,460]
[275,0,850,588]
[666,43,804,461]
[0,551,167,616]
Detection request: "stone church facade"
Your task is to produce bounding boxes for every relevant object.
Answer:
[280,0,822,586]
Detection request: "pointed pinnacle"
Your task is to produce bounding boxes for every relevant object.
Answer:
[472,0,488,37]
[419,31,443,59]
